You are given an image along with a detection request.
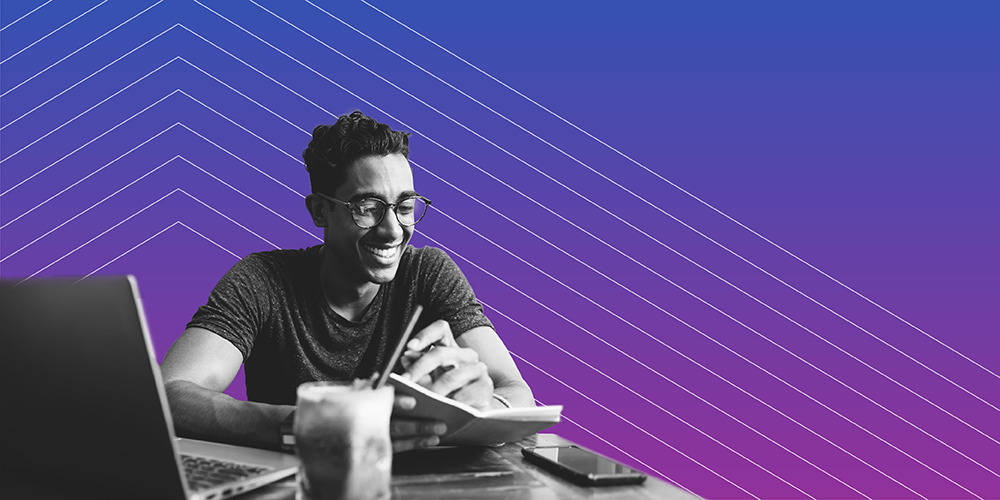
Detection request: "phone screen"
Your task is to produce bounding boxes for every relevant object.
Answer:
[524,446,647,484]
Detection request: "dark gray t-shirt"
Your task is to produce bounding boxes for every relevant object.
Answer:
[187,245,493,405]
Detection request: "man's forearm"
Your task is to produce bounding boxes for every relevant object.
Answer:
[164,380,293,451]
[493,380,535,409]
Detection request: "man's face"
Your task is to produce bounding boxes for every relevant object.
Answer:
[323,154,416,286]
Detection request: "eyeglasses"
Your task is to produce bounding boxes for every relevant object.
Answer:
[315,193,431,229]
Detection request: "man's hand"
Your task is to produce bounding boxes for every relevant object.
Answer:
[390,394,448,453]
[400,320,495,411]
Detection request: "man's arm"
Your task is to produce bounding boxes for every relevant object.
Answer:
[457,326,534,409]
[160,327,292,451]
[161,327,447,452]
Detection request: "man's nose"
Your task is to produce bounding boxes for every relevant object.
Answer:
[374,207,405,238]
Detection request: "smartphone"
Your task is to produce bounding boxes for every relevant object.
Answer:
[521,445,648,486]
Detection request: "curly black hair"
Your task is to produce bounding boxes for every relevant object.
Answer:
[302,111,411,195]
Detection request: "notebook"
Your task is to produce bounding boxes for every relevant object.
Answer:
[388,373,562,446]
[0,275,298,500]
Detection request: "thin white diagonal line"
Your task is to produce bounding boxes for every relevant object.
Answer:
[551,410,682,491]
[174,155,316,239]
[488,304,755,498]
[249,0,1000,430]
[1,119,179,227]
[176,57,309,134]
[412,162,896,495]
[176,221,241,260]
[431,116,1000,451]
[387,95,998,469]
[255,108,873,491]
[310,0,999,414]
[79,221,246,282]
[1,56,179,164]
[1,73,311,240]
[428,214,918,494]
[1,155,179,263]
[199,97,902,494]
[425,233,974,496]
[424,205,864,497]
[1,86,306,228]
[79,221,182,281]
[428,154,1000,469]
[177,9,994,475]
[0,23,177,126]
[359,0,999,383]
[177,25,336,123]
[423,237,806,498]
[18,188,179,284]
[161,7,987,489]
[219,113,851,491]
[176,189,279,249]
[513,337,761,497]
[248,3,1000,462]
[192,0,423,124]
[175,90,301,163]
[25,187,282,283]
[0,1,162,97]
[522,393,685,493]
[174,123,303,197]
[0,0,53,32]
[0,0,107,65]
[182,66,913,492]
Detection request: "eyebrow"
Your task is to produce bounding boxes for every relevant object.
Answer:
[348,190,419,203]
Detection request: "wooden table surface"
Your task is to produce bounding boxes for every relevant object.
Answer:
[242,434,701,500]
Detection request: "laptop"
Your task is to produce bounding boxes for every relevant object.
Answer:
[0,275,298,500]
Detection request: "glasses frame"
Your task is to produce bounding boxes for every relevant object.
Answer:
[315,192,432,229]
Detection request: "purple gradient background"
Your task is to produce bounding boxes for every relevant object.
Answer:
[2,1,998,498]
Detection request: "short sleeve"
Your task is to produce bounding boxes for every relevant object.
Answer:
[186,254,274,361]
[417,247,493,338]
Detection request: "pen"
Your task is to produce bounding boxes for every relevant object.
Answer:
[374,305,423,389]
[402,343,460,376]
[401,319,460,374]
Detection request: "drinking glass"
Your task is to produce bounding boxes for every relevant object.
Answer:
[294,381,394,500]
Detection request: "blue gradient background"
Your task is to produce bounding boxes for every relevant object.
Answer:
[2,1,997,498]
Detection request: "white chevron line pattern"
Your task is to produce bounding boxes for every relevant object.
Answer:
[2,2,996,497]
[355,0,1000,386]
[0,1,162,98]
[0,0,53,32]
[0,0,108,65]
[246,0,999,442]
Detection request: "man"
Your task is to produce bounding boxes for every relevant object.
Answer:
[160,111,533,453]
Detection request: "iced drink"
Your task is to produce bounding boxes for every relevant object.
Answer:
[295,381,393,500]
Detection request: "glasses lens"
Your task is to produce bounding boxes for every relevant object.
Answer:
[352,199,386,228]
[396,197,427,226]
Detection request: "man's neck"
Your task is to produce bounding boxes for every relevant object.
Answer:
[318,249,379,322]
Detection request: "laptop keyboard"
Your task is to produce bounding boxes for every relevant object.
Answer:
[181,454,273,492]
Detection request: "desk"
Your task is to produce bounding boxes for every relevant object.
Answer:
[243,434,700,500]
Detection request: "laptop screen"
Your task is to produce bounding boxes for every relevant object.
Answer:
[0,276,188,500]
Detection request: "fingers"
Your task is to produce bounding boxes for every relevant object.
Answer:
[403,345,478,384]
[397,319,494,412]
[393,395,417,411]
[406,320,456,353]
[436,362,494,411]
[398,357,433,387]
[390,418,447,453]
[428,361,489,397]
[390,419,446,438]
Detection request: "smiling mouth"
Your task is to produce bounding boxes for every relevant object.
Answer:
[362,243,400,259]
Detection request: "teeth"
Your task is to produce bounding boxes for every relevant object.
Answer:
[363,244,398,258]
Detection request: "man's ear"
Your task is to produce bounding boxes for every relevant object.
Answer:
[305,194,326,227]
